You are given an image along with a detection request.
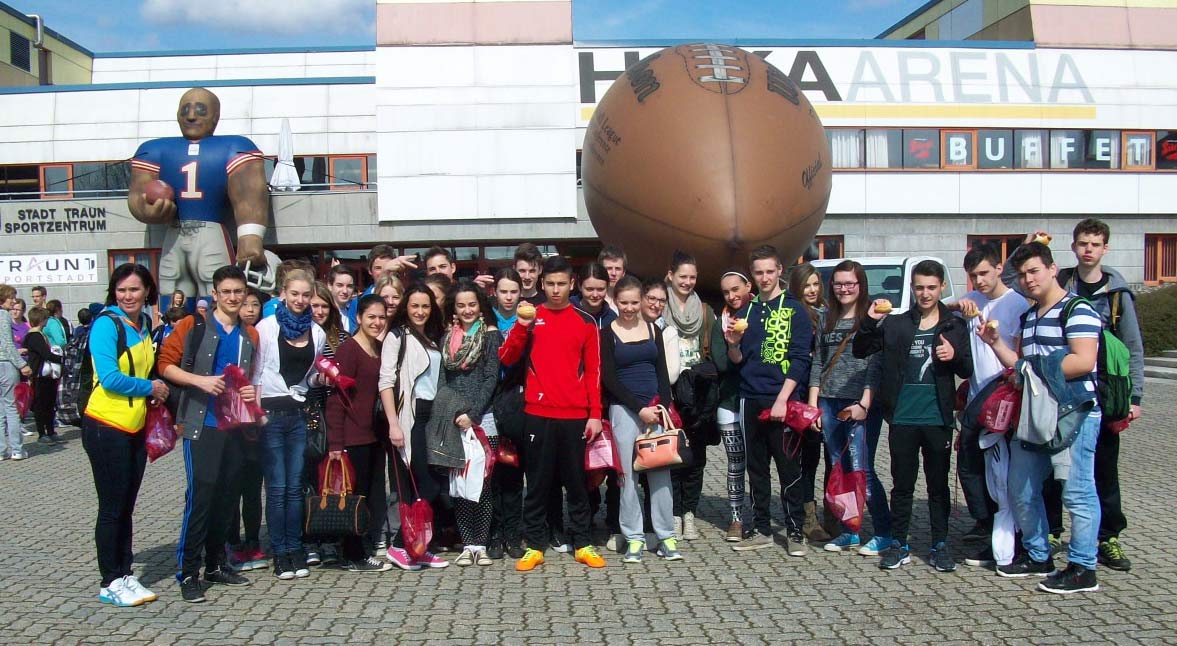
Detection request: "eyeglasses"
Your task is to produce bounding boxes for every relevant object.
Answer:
[831,282,859,291]
[217,288,246,297]
[643,295,667,305]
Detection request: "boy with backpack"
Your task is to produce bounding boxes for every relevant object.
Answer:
[159,265,260,602]
[1003,220,1140,572]
[56,304,105,427]
[981,242,1103,594]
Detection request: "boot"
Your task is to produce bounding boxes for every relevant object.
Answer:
[804,501,833,543]
[821,502,842,541]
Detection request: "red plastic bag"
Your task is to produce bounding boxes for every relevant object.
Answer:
[758,401,821,432]
[145,403,178,463]
[215,364,265,431]
[319,451,357,495]
[981,382,1022,434]
[14,382,31,418]
[392,455,433,561]
[825,463,867,533]
[496,437,519,468]
[314,356,356,391]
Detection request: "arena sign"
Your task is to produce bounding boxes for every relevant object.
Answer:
[0,253,99,285]
[576,46,1100,125]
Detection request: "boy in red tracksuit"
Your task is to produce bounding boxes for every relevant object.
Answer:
[499,255,607,571]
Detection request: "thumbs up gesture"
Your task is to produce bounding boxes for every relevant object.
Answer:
[934,333,955,362]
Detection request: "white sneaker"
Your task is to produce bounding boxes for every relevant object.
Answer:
[122,575,157,603]
[98,577,144,607]
[682,512,700,540]
[605,534,624,552]
[10,452,24,461]
[21,430,33,437]
[674,516,683,540]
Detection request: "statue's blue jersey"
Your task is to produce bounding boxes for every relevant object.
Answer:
[131,135,261,223]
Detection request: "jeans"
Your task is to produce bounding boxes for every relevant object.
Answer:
[0,363,22,457]
[819,397,891,538]
[82,418,147,586]
[1009,408,1102,569]
[611,405,675,543]
[261,409,307,556]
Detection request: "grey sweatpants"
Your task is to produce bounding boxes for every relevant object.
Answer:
[0,363,23,457]
[610,404,675,544]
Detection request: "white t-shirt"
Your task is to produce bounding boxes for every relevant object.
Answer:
[960,288,1031,403]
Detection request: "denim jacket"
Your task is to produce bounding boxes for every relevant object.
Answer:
[1016,350,1096,457]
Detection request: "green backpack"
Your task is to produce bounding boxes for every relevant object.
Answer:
[1061,295,1132,422]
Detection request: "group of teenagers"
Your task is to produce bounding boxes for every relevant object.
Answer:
[65,217,1140,607]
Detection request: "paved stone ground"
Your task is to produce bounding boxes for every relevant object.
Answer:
[2,383,1176,645]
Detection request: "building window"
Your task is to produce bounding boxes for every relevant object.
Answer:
[866,129,902,168]
[328,155,367,190]
[1123,132,1153,170]
[9,31,31,72]
[40,164,72,198]
[1158,131,1177,170]
[942,130,975,169]
[1014,130,1046,169]
[1085,130,1120,169]
[1145,234,1177,285]
[109,249,161,285]
[1050,130,1084,169]
[0,165,38,199]
[295,156,328,189]
[978,130,1013,169]
[796,235,845,264]
[967,235,1023,263]
[828,129,864,168]
[903,129,940,169]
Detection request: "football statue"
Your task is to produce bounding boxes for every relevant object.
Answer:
[582,44,832,285]
[127,87,269,298]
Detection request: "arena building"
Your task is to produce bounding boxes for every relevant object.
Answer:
[0,0,1174,317]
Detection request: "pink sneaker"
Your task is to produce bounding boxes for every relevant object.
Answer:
[385,547,423,571]
[415,551,450,569]
[248,547,266,562]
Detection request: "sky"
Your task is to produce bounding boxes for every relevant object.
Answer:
[9,0,917,53]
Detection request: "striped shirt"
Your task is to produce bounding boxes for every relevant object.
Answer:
[1020,294,1101,393]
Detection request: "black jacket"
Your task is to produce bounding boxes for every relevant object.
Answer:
[852,302,972,426]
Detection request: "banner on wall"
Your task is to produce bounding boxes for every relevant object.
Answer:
[0,253,99,285]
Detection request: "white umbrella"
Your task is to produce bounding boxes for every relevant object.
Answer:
[270,118,300,191]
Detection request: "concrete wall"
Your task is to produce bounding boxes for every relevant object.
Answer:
[0,81,375,165]
[90,49,374,84]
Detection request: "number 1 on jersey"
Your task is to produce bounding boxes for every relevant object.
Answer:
[179,161,204,199]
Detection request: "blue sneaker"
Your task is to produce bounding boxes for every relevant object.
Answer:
[858,535,891,556]
[656,538,683,561]
[879,542,911,570]
[823,533,861,553]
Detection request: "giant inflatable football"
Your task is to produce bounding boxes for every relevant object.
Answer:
[582,44,832,283]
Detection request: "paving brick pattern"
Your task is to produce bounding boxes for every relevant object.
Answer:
[2,383,1175,645]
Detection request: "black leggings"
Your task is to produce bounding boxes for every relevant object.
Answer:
[341,442,384,561]
[82,418,146,587]
[32,377,57,437]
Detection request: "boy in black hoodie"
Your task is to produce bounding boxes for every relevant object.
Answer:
[854,260,972,572]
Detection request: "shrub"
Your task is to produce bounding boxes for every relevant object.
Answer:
[1135,284,1177,356]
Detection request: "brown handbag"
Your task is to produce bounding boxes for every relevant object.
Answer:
[633,405,693,472]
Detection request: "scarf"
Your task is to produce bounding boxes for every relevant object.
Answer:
[663,289,705,339]
[494,309,516,337]
[275,301,312,339]
[442,320,486,371]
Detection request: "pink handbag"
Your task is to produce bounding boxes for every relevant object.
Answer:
[633,406,692,472]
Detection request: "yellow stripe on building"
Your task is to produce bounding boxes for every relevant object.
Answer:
[579,104,1097,123]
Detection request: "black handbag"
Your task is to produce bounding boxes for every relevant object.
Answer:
[304,455,370,539]
[304,401,327,461]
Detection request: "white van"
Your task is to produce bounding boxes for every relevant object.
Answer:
[809,256,956,315]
